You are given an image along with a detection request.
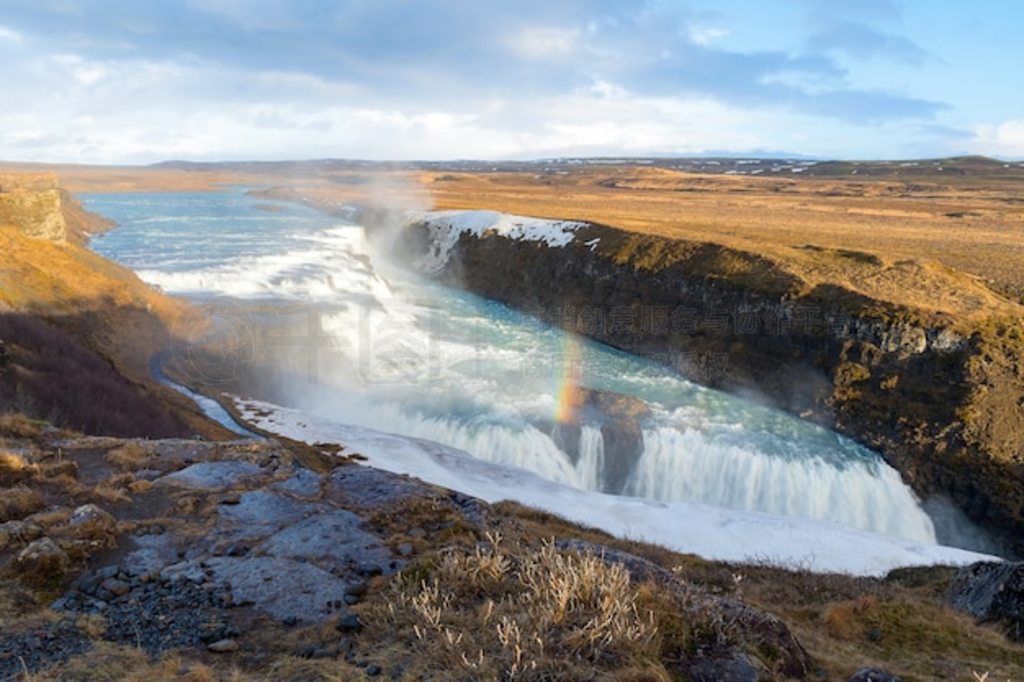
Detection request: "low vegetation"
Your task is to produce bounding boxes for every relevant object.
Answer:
[0,314,188,437]
[373,532,660,679]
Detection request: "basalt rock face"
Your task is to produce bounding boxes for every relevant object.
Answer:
[386,216,1024,555]
[0,173,67,242]
[948,561,1024,641]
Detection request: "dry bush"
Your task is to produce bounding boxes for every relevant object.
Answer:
[0,486,46,522]
[128,479,154,494]
[91,476,133,504]
[104,442,149,471]
[26,508,71,530]
[823,594,879,639]
[376,532,659,679]
[0,413,42,439]
[0,449,35,485]
[36,459,78,480]
[0,580,42,625]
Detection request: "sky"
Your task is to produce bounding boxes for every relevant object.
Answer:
[0,0,1021,163]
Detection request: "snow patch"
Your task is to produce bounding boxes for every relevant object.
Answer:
[408,210,589,273]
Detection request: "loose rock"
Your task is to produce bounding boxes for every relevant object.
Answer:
[336,614,364,632]
[207,638,239,653]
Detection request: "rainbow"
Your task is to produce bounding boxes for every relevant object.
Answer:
[553,333,582,424]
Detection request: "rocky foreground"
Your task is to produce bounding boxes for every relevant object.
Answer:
[1,416,1023,681]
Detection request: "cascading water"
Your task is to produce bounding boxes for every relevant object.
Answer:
[85,189,945,545]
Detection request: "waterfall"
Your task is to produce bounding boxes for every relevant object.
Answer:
[624,427,937,543]
[87,190,951,551]
[574,425,606,491]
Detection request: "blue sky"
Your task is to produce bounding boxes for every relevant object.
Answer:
[0,0,1020,163]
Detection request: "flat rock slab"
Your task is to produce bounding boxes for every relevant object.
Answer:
[157,461,263,490]
[325,466,438,510]
[162,556,349,623]
[218,490,325,530]
[121,533,179,575]
[272,468,324,497]
[259,510,394,571]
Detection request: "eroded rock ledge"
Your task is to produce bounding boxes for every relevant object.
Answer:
[382,210,1024,555]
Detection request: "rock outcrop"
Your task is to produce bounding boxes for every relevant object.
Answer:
[0,173,68,242]
[948,561,1024,641]
[384,212,1024,554]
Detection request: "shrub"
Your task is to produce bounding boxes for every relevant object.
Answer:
[376,532,659,679]
[0,449,35,485]
[104,443,150,471]
[0,485,45,522]
[0,412,42,439]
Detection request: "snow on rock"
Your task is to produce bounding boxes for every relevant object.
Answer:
[408,210,590,273]
[236,398,998,577]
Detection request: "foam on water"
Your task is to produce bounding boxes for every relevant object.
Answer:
[85,190,949,546]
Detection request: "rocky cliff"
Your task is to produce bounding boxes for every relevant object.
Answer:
[0,172,68,241]
[384,212,1024,555]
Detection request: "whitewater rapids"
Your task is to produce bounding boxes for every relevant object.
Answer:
[86,190,953,551]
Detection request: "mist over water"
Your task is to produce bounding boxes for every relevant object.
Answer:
[87,188,954,546]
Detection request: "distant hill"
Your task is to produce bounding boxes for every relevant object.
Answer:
[147,154,1024,180]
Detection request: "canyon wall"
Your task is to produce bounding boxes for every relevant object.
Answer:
[385,215,1024,555]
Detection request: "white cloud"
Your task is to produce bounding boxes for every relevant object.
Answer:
[688,25,729,47]
[506,26,580,59]
[0,25,23,43]
[968,120,1024,157]
[0,46,923,163]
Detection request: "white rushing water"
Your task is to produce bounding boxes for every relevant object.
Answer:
[85,190,948,548]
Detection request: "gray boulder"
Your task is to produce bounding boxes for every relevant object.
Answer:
[948,561,1024,641]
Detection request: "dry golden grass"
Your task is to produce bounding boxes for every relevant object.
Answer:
[87,162,1020,319]
[0,413,44,439]
[15,163,1024,316]
[30,643,225,682]
[0,450,35,485]
[104,443,150,471]
[0,162,256,194]
[488,501,1024,682]
[422,168,1024,301]
[0,221,233,439]
[369,531,663,679]
[412,170,1024,319]
[0,486,46,522]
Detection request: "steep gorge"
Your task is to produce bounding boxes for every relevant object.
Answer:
[387,213,1024,555]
